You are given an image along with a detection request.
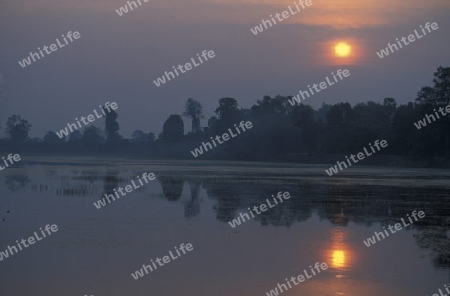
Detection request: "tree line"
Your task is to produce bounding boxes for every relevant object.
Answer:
[0,66,449,164]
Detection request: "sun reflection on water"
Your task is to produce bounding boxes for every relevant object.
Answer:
[332,250,346,269]
[324,226,353,295]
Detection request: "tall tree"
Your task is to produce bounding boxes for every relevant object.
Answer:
[6,115,32,145]
[104,108,120,144]
[414,66,450,157]
[159,115,184,142]
[183,98,204,134]
[415,67,450,107]
[214,97,239,120]
[432,66,450,105]
[214,97,241,134]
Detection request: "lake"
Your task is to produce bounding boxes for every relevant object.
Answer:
[0,156,449,296]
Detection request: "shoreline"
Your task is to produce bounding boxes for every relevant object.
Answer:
[8,153,450,169]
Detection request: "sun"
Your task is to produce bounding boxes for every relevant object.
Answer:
[334,42,351,57]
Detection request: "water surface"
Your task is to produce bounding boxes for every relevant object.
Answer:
[0,157,449,296]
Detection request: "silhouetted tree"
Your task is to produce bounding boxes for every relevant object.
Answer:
[6,115,32,145]
[413,67,450,158]
[251,95,289,116]
[416,86,436,106]
[82,126,103,146]
[212,97,241,135]
[104,108,120,144]
[159,115,184,142]
[326,102,355,126]
[432,66,450,105]
[183,98,204,133]
[215,98,239,121]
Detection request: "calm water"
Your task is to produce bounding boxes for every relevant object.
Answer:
[0,156,449,296]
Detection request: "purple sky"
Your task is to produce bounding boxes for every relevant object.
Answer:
[0,0,449,137]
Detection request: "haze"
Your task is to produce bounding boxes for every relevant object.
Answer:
[0,0,449,137]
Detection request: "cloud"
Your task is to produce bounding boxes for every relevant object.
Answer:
[3,0,449,29]
[206,0,450,28]
[296,0,450,28]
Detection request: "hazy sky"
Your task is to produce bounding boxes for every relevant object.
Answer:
[1,0,449,137]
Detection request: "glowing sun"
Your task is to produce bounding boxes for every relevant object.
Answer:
[334,42,351,57]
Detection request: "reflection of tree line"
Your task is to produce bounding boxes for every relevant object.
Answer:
[96,174,200,216]
[199,177,449,270]
[4,171,449,268]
